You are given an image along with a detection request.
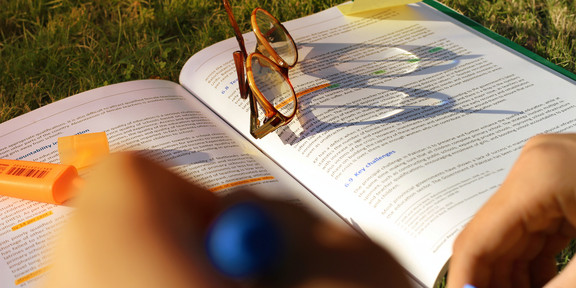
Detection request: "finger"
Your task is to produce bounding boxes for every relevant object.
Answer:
[80,152,220,231]
[45,153,229,288]
[447,190,527,288]
[449,134,576,288]
[214,196,412,288]
[501,231,563,288]
[544,253,576,288]
[449,160,575,286]
[528,228,575,286]
[509,261,531,288]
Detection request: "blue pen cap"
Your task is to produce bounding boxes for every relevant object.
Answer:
[206,202,283,279]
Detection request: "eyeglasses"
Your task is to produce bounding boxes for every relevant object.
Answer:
[222,0,299,139]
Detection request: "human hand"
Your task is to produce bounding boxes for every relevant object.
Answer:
[221,192,412,288]
[447,134,576,288]
[41,152,232,288]
[42,152,410,288]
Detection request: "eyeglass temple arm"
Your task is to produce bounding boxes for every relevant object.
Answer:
[248,89,262,138]
[232,51,248,99]
[222,0,248,59]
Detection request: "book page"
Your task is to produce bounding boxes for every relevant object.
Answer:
[0,79,342,287]
[179,3,576,286]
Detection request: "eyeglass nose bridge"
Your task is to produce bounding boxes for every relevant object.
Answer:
[253,47,289,77]
[255,41,279,65]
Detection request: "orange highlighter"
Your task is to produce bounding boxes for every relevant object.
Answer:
[0,159,79,204]
[0,132,109,204]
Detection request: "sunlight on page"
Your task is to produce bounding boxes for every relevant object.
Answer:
[178,3,576,286]
[338,0,422,15]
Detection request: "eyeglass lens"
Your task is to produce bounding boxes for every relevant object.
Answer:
[253,9,297,67]
[251,57,295,117]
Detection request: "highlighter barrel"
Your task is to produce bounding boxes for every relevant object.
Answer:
[0,159,79,204]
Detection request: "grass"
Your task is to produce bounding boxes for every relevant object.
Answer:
[0,0,343,122]
[1,0,575,123]
[0,0,574,285]
[440,0,576,71]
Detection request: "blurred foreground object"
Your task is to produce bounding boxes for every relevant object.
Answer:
[448,134,576,288]
[41,153,411,288]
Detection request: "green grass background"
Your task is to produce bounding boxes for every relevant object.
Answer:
[0,0,574,285]
[1,0,574,122]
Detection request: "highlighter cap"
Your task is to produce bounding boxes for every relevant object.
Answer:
[58,132,109,171]
[206,202,283,279]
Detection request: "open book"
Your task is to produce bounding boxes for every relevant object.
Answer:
[1,1,575,287]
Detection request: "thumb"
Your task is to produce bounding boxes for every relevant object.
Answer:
[544,257,576,288]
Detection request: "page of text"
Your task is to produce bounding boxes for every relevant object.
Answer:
[0,80,342,287]
[179,3,576,286]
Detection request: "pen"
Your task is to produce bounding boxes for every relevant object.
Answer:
[205,201,284,279]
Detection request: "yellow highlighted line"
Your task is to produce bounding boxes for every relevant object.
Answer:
[209,176,275,192]
[276,83,331,109]
[15,265,51,285]
[12,210,53,231]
